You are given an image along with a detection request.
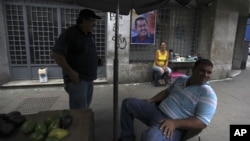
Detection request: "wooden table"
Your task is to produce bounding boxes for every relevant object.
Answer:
[3,109,94,141]
[169,60,196,75]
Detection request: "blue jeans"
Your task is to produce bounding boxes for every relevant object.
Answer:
[120,98,183,141]
[65,80,93,109]
[152,66,172,81]
[152,66,172,76]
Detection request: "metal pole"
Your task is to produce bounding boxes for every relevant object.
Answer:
[113,0,119,141]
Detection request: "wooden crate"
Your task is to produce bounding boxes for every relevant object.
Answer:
[2,109,94,141]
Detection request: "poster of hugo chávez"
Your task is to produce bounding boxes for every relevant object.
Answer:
[131,10,156,44]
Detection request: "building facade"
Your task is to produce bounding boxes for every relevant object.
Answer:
[0,0,249,85]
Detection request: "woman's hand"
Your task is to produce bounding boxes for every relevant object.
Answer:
[162,66,167,69]
[159,119,177,140]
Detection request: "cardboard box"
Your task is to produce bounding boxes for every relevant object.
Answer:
[3,109,94,141]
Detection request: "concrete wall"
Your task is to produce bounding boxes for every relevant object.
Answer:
[211,0,238,79]
[232,0,249,70]
[198,0,249,80]
[0,0,249,84]
[106,13,152,84]
[0,0,10,85]
[106,0,250,83]
[197,2,216,59]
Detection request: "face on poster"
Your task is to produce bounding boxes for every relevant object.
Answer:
[131,10,156,44]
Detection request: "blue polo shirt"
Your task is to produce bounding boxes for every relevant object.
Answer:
[131,33,154,44]
[159,76,217,126]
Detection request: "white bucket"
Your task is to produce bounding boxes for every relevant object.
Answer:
[38,68,48,83]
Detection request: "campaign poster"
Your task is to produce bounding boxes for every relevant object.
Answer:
[131,10,156,44]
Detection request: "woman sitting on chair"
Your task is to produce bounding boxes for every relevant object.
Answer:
[152,41,172,85]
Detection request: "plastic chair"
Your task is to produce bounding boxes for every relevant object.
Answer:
[180,129,202,141]
[169,72,185,83]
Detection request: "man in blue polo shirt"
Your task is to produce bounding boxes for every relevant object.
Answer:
[51,9,101,109]
[119,59,217,141]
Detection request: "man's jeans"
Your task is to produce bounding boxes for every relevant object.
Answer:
[120,98,183,141]
[65,80,93,109]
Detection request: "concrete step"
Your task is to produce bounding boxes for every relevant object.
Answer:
[1,78,108,88]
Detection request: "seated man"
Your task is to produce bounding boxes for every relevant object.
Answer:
[119,59,217,141]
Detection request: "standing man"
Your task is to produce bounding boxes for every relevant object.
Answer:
[131,16,155,44]
[51,9,101,109]
[118,59,217,141]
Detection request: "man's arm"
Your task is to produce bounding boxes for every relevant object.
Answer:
[160,89,217,139]
[51,52,79,83]
[160,117,206,140]
[147,88,170,104]
[172,117,206,129]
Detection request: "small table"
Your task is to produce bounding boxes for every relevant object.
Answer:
[4,109,94,141]
[169,60,196,75]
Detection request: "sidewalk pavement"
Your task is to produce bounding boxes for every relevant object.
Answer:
[1,68,250,141]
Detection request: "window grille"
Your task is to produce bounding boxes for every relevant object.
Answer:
[4,0,106,66]
[5,4,27,65]
[3,0,106,79]
[26,6,58,64]
[129,5,199,63]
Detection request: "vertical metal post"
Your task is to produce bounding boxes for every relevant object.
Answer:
[113,0,120,141]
